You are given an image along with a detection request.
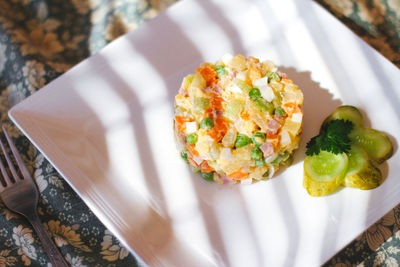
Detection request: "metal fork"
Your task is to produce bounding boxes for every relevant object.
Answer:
[0,125,69,267]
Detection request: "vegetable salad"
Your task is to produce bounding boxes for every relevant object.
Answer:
[174,54,304,184]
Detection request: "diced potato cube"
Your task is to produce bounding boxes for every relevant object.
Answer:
[225,83,243,94]
[222,127,237,148]
[282,119,302,136]
[291,112,303,123]
[234,78,252,93]
[233,145,252,161]
[224,99,245,121]
[284,83,298,92]
[270,80,283,91]
[234,118,255,136]
[280,130,292,148]
[190,72,206,89]
[175,94,191,110]
[248,104,270,131]
[259,86,275,102]
[236,71,247,81]
[218,161,242,175]
[282,91,303,105]
[193,97,210,113]
[195,134,213,158]
[181,74,195,90]
[253,76,269,88]
[247,66,262,82]
[209,143,221,160]
[261,60,275,74]
[249,165,270,180]
[219,147,233,161]
[185,121,198,134]
[229,54,247,71]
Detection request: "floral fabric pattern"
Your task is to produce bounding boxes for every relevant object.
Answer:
[0,0,398,266]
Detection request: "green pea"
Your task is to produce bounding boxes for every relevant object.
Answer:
[251,147,264,161]
[249,88,261,101]
[187,133,198,145]
[201,172,214,181]
[252,132,266,147]
[214,65,227,77]
[254,99,274,114]
[274,107,286,117]
[235,134,251,148]
[180,152,189,163]
[200,117,214,129]
[267,72,281,83]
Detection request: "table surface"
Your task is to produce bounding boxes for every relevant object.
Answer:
[0,0,399,266]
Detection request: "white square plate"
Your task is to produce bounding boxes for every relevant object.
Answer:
[9,0,400,266]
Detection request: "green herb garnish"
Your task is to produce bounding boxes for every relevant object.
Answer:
[306,119,354,156]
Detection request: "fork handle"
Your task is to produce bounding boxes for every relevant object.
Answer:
[27,212,69,267]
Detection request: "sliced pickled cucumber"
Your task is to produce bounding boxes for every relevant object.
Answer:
[321,105,364,131]
[344,162,382,190]
[343,145,383,190]
[303,171,339,197]
[304,151,348,182]
[344,145,368,177]
[303,151,348,196]
[349,127,393,164]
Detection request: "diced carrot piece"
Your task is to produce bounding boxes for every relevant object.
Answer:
[227,169,249,180]
[187,156,199,168]
[200,161,214,172]
[175,116,191,131]
[283,103,301,117]
[240,110,250,120]
[196,67,218,85]
[187,144,200,157]
[211,94,223,110]
[209,117,228,142]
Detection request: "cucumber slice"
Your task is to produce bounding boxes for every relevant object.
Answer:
[349,127,393,164]
[343,144,382,190]
[303,172,339,197]
[344,161,382,190]
[304,151,348,182]
[345,145,368,177]
[321,105,364,131]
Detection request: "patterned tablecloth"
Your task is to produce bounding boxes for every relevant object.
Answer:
[0,0,398,266]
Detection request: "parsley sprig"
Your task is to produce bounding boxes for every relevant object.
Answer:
[306,119,354,156]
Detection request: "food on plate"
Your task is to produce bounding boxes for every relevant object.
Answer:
[304,105,393,196]
[174,54,304,184]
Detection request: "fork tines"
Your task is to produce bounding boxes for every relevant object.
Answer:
[0,125,31,189]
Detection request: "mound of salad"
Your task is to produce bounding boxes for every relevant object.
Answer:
[174,54,304,184]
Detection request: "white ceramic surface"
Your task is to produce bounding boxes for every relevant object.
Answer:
[9,0,400,266]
